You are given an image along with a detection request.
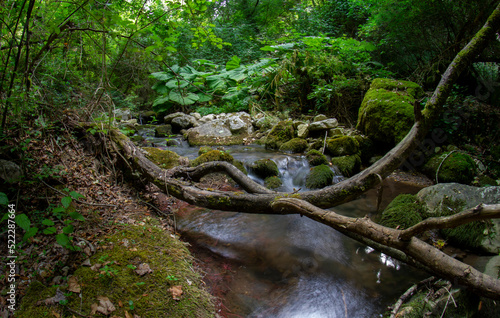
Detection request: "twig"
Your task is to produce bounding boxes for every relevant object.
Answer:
[390,276,437,318]
[340,287,348,318]
[435,150,456,183]
[40,179,117,208]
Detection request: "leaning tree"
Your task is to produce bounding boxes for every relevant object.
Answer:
[75,3,500,300]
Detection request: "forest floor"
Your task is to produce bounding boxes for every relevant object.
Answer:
[0,126,216,317]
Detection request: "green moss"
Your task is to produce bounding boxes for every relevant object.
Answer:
[265,176,282,189]
[17,223,215,318]
[331,154,361,177]
[357,78,422,145]
[326,136,359,157]
[191,150,234,167]
[279,138,308,153]
[305,164,334,189]
[379,194,424,229]
[207,195,231,206]
[250,159,279,178]
[306,149,329,166]
[435,197,488,249]
[198,146,212,155]
[422,152,477,184]
[265,121,294,150]
[142,147,181,169]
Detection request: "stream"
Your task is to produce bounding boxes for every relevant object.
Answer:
[140,129,428,317]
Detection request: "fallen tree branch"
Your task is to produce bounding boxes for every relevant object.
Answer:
[271,198,500,300]
[399,204,500,240]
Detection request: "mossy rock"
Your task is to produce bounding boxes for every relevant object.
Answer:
[279,138,308,153]
[432,196,487,250]
[379,194,424,229]
[142,147,181,169]
[198,146,212,155]
[357,78,423,145]
[265,176,282,189]
[331,154,361,177]
[325,136,359,157]
[154,124,172,137]
[250,159,279,178]
[265,120,294,150]
[305,164,334,189]
[306,149,329,166]
[422,152,477,184]
[17,223,215,318]
[191,150,234,167]
[129,135,144,143]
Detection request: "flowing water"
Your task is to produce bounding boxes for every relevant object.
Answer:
[139,129,428,317]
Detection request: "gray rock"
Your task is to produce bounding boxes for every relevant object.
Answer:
[309,118,338,131]
[0,160,22,183]
[416,183,500,254]
[171,114,198,131]
[163,112,185,124]
[313,114,327,122]
[191,112,202,120]
[199,114,215,123]
[297,124,309,138]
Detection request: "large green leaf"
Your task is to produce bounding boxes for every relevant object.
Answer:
[169,91,200,105]
[197,93,213,103]
[153,95,170,106]
[150,72,175,81]
[206,75,227,91]
[23,227,38,241]
[165,79,189,89]
[151,82,169,94]
[227,68,247,82]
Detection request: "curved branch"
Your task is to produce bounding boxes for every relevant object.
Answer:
[169,161,274,194]
[400,204,500,240]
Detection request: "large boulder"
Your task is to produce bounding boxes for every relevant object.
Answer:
[357,78,424,145]
[186,112,253,146]
[422,151,477,184]
[416,183,500,254]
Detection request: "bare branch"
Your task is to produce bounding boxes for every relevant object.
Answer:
[400,204,500,240]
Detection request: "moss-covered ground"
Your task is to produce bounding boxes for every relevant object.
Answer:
[17,220,215,318]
